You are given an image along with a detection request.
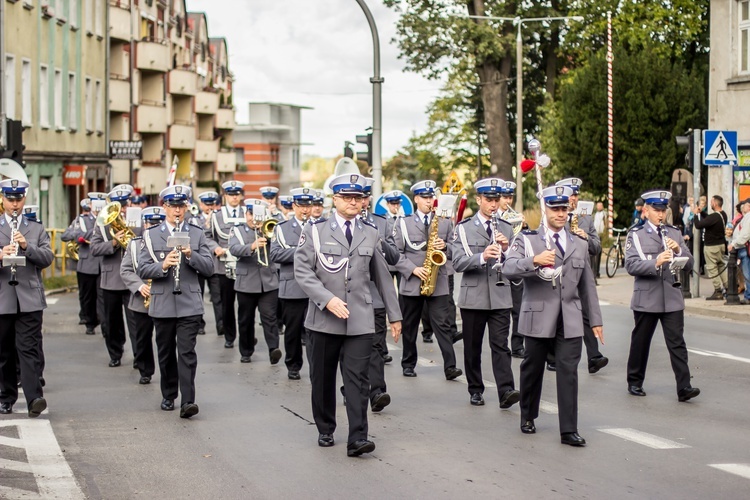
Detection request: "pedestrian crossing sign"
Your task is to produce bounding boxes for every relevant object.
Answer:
[703,130,738,166]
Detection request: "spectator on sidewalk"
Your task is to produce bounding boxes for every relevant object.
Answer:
[728,199,750,304]
[593,202,606,279]
[631,198,645,228]
[693,195,728,300]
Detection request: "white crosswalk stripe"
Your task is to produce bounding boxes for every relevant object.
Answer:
[597,427,691,449]
[708,464,750,480]
[688,348,750,365]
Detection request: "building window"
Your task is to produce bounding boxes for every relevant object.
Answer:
[4,55,15,120]
[22,60,32,126]
[741,0,750,73]
[85,77,93,132]
[68,72,77,131]
[40,64,50,128]
[94,80,103,133]
[54,68,64,130]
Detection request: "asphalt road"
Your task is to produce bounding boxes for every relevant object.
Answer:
[1,291,749,499]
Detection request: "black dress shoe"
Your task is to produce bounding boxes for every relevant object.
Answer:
[161,399,175,411]
[511,349,525,359]
[561,432,586,446]
[139,376,151,385]
[628,385,647,397]
[499,389,521,409]
[108,359,121,367]
[402,367,417,377]
[422,333,433,343]
[382,354,393,364]
[347,439,376,457]
[180,403,199,419]
[588,356,609,374]
[452,331,463,343]
[318,433,334,447]
[470,393,485,406]
[85,327,95,335]
[678,386,700,402]
[240,356,252,363]
[269,348,282,365]
[371,392,391,413]
[0,402,12,414]
[224,341,234,349]
[28,397,47,418]
[521,420,536,434]
[288,370,301,380]
[444,367,463,380]
[546,363,556,372]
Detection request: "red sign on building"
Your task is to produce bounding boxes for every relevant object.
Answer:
[63,165,87,186]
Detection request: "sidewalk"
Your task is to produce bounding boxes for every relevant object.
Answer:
[596,273,750,323]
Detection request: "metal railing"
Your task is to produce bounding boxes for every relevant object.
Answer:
[43,229,76,279]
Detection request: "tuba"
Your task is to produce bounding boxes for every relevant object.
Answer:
[96,201,136,248]
[420,208,447,296]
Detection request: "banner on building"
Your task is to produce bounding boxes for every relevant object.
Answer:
[109,140,143,160]
[63,165,87,186]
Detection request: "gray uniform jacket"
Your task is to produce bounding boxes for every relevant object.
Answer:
[120,237,148,314]
[188,212,207,229]
[136,222,214,318]
[624,223,693,313]
[269,218,307,299]
[91,222,142,291]
[503,228,602,339]
[294,217,402,335]
[0,216,54,314]
[61,214,101,275]
[228,224,279,293]
[567,213,601,256]
[361,211,399,309]
[451,215,514,310]
[205,206,246,275]
[393,213,454,297]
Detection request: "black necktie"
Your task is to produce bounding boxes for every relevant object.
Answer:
[232,209,237,218]
[344,221,352,245]
[424,215,429,227]
[486,220,492,239]
[553,233,565,257]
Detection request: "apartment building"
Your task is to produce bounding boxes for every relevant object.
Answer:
[108,0,235,199]
[3,0,108,227]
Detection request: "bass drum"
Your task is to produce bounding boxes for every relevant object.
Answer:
[373,192,413,217]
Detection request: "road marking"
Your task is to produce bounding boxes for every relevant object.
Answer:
[46,298,58,305]
[688,348,750,365]
[539,400,558,414]
[453,375,497,388]
[386,343,401,351]
[599,300,610,306]
[417,357,436,367]
[0,419,84,499]
[597,428,691,449]
[708,463,750,480]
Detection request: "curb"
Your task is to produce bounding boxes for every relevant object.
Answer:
[684,304,749,323]
[45,286,78,297]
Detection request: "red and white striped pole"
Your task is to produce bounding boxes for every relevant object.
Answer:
[606,11,614,239]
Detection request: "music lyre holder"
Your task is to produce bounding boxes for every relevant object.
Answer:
[166,234,190,295]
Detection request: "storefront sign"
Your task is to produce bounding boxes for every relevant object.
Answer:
[63,165,86,186]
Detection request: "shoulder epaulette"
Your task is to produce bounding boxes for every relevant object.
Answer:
[457,217,473,226]
[132,236,143,241]
[277,219,291,226]
[361,218,377,230]
[370,212,386,221]
[629,225,643,232]
[146,224,161,231]
[311,218,326,225]
[187,222,202,230]
[521,229,538,235]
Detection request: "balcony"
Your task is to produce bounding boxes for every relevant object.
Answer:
[109,3,131,42]
[168,69,197,96]
[168,123,195,150]
[109,78,130,113]
[216,151,236,173]
[215,107,235,129]
[135,39,170,73]
[195,139,219,162]
[136,102,167,134]
[195,91,219,115]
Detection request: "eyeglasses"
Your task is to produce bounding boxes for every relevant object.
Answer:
[335,194,363,204]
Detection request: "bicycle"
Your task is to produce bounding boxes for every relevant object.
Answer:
[606,228,628,278]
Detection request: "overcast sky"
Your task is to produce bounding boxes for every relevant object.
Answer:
[188,0,442,159]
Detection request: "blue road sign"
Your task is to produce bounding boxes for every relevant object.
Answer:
[703,130,738,166]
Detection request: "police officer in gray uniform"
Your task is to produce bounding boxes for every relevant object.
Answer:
[504,185,603,447]
[91,184,140,367]
[205,180,246,348]
[393,180,462,380]
[270,187,315,380]
[260,186,285,221]
[61,198,101,335]
[554,178,609,374]
[228,198,283,365]
[120,207,164,385]
[0,179,54,418]
[189,190,222,336]
[624,190,700,402]
[137,185,213,418]
[451,178,520,408]
[295,173,402,457]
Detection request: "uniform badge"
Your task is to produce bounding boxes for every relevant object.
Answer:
[299,233,306,247]
[626,240,632,250]
[331,222,338,230]
[327,256,334,264]
[647,255,652,260]
[159,252,165,259]
[511,242,519,252]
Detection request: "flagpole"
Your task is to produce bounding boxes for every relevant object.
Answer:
[606,11,614,239]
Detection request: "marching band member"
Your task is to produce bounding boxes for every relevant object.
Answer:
[61,198,101,335]
[279,195,294,220]
[393,180,462,380]
[555,178,609,374]
[91,184,140,368]
[497,181,526,358]
[260,186,285,220]
[504,185,603,446]
[120,207,164,385]
[228,198,283,365]
[311,190,325,221]
[205,180,246,347]
[89,193,109,342]
[383,190,403,219]
[451,178,520,408]
[0,179,54,417]
[270,187,314,380]
[294,173,402,457]
[190,191,223,336]
[137,185,213,418]
[21,205,39,222]
[624,190,700,402]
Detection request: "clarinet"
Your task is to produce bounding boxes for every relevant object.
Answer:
[173,215,183,295]
[9,211,20,286]
[659,223,682,288]
[490,211,506,287]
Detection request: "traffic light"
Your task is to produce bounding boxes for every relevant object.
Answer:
[1,120,25,166]
[343,141,354,159]
[356,132,372,166]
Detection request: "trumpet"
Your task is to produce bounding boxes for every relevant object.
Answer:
[570,212,579,233]
[143,279,152,308]
[490,211,506,287]
[252,212,276,267]
[189,203,200,217]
